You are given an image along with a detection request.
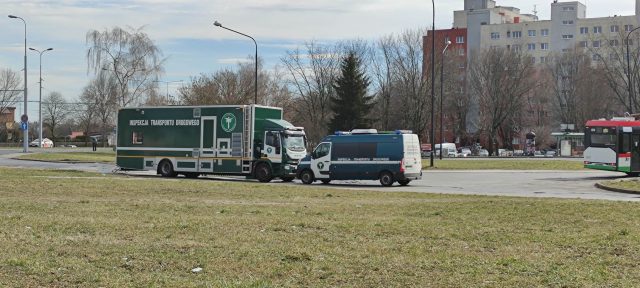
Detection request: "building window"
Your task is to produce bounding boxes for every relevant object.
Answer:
[562,20,574,25]
[512,31,522,38]
[456,36,464,43]
[491,32,500,40]
[444,36,450,43]
[625,39,634,45]
[610,39,619,46]
[593,26,602,33]
[541,43,549,50]
[579,41,588,48]
[562,6,575,11]
[540,56,548,63]
[592,54,601,61]
[625,25,634,32]
[458,48,465,56]
[562,34,574,39]
[580,27,588,34]
[132,132,144,145]
[541,29,549,36]
[528,30,536,37]
[512,44,521,52]
[527,43,536,50]
[592,40,601,48]
[611,25,619,33]
[530,57,536,64]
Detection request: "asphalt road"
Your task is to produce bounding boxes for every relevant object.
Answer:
[0,149,635,201]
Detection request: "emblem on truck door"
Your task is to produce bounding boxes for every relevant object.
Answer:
[317,162,324,169]
[221,113,237,132]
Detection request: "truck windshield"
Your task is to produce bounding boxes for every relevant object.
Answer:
[284,135,306,152]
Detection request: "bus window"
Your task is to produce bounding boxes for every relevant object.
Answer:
[589,127,616,148]
[621,134,631,153]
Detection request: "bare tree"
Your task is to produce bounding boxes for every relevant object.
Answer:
[0,69,21,117]
[43,92,68,140]
[77,91,99,147]
[469,48,536,155]
[369,35,395,130]
[86,26,164,109]
[281,41,340,144]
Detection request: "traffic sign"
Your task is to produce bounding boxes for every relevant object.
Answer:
[20,121,28,131]
[20,114,28,123]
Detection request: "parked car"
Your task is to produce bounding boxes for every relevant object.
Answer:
[478,149,489,157]
[458,148,472,157]
[29,138,54,148]
[533,151,544,157]
[545,150,556,157]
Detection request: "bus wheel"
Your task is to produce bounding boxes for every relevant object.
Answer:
[255,163,273,183]
[158,160,177,178]
[398,179,411,186]
[184,173,199,179]
[379,171,395,187]
[321,179,331,185]
[281,177,295,182]
[300,170,314,184]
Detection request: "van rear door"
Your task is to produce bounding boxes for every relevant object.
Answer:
[402,134,422,176]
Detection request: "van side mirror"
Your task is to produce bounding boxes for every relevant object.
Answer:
[311,151,317,159]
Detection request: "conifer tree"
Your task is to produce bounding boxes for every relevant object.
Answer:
[329,51,374,132]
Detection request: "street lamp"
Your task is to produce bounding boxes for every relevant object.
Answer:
[153,80,183,104]
[213,20,258,105]
[626,26,640,114]
[9,14,28,153]
[439,40,451,160]
[429,0,436,167]
[29,47,53,148]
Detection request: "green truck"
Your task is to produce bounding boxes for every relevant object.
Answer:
[116,105,307,182]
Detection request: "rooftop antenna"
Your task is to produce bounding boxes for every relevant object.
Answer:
[533,4,538,16]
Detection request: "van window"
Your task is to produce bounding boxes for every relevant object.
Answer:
[132,132,143,145]
[314,143,330,158]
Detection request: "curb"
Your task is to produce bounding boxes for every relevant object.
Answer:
[594,181,640,195]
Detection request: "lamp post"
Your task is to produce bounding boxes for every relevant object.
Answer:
[29,47,53,148]
[439,40,451,160]
[429,0,436,167]
[153,80,183,104]
[626,26,640,114]
[213,21,258,105]
[9,15,28,153]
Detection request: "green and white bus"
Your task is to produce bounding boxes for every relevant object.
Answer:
[116,104,307,182]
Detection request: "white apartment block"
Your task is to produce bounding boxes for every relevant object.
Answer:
[455,0,639,63]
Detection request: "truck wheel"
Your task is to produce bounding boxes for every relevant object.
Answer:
[321,179,331,185]
[300,170,314,184]
[398,179,411,186]
[255,163,273,183]
[281,176,295,182]
[379,171,395,187]
[158,160,177,178]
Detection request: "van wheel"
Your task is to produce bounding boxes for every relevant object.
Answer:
[281,176,295,182]
[255,163,273,183]
[158,160,177,177]
[398,179,411,186]
[300,170,314,184]
[321,179,331,185]
[379,171,395,187]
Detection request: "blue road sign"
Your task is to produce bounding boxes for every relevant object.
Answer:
[20,121,28,131]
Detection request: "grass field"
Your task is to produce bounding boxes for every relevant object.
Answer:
[600,179,640,193]
[15,151,116,164]
[1,167,639,287]
[423,159,585,170]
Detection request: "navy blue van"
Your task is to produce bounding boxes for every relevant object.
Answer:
[296,130,422,186]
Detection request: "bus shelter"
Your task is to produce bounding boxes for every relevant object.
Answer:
[551,132,584,157]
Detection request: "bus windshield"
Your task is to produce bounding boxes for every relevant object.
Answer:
[589,127,616,147]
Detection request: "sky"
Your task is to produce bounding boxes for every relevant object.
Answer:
[0,0,636,122]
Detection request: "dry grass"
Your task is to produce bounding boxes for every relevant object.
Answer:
[0,167,638,287]
[15,151,115,164]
